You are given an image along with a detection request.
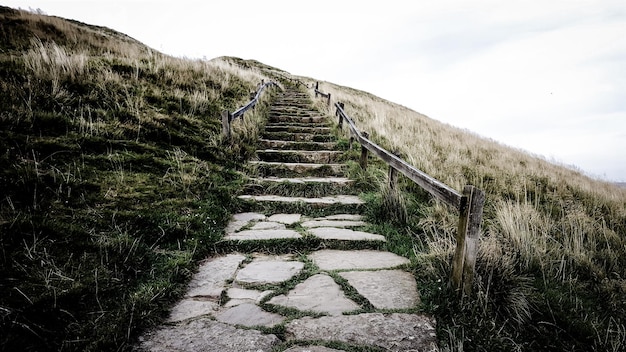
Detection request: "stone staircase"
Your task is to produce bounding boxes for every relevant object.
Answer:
[138,85,438,352]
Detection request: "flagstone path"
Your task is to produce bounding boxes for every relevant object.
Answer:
[137,85,438,351]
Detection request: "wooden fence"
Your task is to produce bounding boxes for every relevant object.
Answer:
[221,80,277,139]
[317,83,485,295]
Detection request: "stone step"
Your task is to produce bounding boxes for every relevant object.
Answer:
[263,125,331,134]
[258,139,336,151]
[285,314,437,351]
[248,176,353,185]
[256,149,343,163]
[248,161,346,177]
[261,132,334,142]
[238,194,364,206]
[242,177,357,198]
[269,115,327,124]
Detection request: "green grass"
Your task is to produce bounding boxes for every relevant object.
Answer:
[0,6,285,351]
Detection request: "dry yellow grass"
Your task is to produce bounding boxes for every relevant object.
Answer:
[302,78,626,349]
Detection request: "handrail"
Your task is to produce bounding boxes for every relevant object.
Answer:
[314,82,331,105]
[221,80,277,139]
[315,84,485,296]
[335,103,463,209]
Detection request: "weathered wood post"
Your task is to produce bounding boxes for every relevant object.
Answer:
[337,102,345,129]
[315,82,319,98]
[360,132,369,170]
[221,110,232,140]
[451,185,485,296]
[327,93,331,107]
[388,151,400,190]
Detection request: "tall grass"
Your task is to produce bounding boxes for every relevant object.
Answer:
[304,79,626,350]
[0,6,281,351]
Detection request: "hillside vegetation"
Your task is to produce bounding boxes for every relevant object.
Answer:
[306,80,626,351]
[0,6,280,351]
[2,6,626,352]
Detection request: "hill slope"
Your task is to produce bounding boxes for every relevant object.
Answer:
[0,6,282,351]
[304,79,626,351]
[2,5,626,352]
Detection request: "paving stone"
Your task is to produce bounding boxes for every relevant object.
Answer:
[226,212,267,233]
[253,177,352,185]
[233,212,267,222]
[225,288,273,308]
[339,270,419,309]
[316,214,364,221]
[185,254,245,298]
[215,303,284,327]
[238,194,364,205]
[138,318,280,352]
[309,250,410,271]
[308,227,385,241]
[267,274,359,315]
[302,220,368,228]
[267,213,302,224]
[250,221,286,230]
[236,259,304,285]
[224,229,301,241]
[166,299,219,323]
[283,347,344,352]
[285,313,438,351]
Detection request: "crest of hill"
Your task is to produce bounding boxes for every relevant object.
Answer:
[0,5,148,55]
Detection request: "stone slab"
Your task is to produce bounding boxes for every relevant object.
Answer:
[236,259,304,285]
[224,229,301,241]
[308,228,385,242]
[167,299,219,323]
[316,214,364,221]
[250,221,286,230]
[339,270,419,309]
[138,318,280,352]
[267,274,359,315]
[185,254,245,298]
[267,213,302,224]
[225,212,266,233]
[302,220,368,228]
[225,288,273,308]
[284,347,344,352]
[253,177,352,185]
[309,250,410,271]
[285,313,438,351]
[215,303,284,327]
[233,212,267,222]
[238,194,364,205]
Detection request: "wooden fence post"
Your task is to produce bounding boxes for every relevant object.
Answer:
[221,110,232,140]
[360,132,369,170]
[337,102,344,129]
[327,93,331,106]
[388,151,400,189]
[451,185,485,295]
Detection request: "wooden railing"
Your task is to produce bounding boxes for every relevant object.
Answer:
[221,80,277,139]
[317,83,485,295]
[314,82,331,106]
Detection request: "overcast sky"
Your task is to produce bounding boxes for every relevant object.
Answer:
[5,0,626,182]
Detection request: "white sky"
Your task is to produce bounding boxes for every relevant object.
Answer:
[5,0,626,182]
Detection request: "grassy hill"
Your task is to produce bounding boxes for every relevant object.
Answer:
[0,6,282,351]
[1,6,626,352]
[306,80,626,351]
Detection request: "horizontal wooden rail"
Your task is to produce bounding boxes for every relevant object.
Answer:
[222,80,277,139]
[335,103,463,209]
[314,82,331,105]
[329,98,485,296]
